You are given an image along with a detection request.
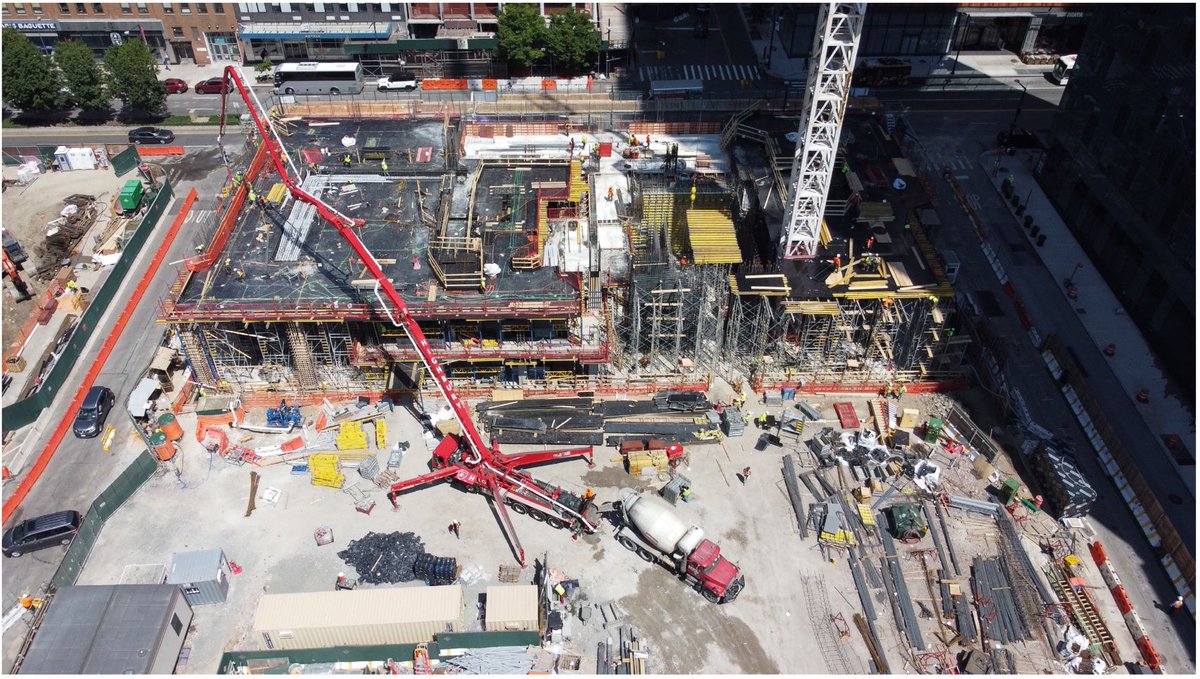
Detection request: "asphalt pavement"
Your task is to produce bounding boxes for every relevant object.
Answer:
[0,164,229,670]
[905,105,1195,670]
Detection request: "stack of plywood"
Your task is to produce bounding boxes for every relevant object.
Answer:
[627,450,669,475]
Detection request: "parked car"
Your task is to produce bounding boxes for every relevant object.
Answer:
[2,510,82,558]
[997,127,1042,150]
[128,126,176,145]
[195,77,230,94]
[73,385,115,438]
[164,78,189,94]
[376,72,419,91]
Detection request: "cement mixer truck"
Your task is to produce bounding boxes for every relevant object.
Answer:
[613,489,745,603]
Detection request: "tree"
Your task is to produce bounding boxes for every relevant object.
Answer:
[497,3,545,70]
[545,10,602,73]
[103,39,167,114]
[2,28,63,112]
[54,40,109,113]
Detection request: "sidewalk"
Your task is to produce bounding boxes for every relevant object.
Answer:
[740,8,1055,85]
[158,59,241,86]
[981,148,1196,493]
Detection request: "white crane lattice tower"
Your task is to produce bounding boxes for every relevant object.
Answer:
[779,3,866,259]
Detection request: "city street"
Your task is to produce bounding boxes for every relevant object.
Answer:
[904,100,1196,671]
[0,154,230,669]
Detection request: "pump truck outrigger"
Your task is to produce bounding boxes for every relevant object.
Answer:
[215,65,598,566]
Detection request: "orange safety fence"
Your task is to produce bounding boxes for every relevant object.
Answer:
[421,79,469,91]
[481,79,498,91]
[2,188,198,524]
[541,79,558,91]
[3,279,67,369]
[171,377,197,414]
[137,146,186,157]
[195,406,247,439]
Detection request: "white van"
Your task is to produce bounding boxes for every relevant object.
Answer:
[1050,54,1077,85]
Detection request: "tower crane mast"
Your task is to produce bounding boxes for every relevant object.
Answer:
[779,3,866,259]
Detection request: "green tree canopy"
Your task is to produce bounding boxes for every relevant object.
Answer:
[2,28,63,112]
[497,3,545,70]
[545,10,602,73]
[103,39,167,114]
[54,40,109,112]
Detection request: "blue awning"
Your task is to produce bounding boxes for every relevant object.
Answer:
[239,21,394,40]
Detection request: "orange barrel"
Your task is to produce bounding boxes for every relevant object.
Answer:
[157,412,183,441]
[150,431,176,461]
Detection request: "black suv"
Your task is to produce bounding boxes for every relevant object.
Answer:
[2,511,82,557]
[73,385,115,438]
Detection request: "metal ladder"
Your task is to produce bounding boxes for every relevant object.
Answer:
[1045,566,1118,660]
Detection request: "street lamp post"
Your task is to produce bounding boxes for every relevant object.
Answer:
[951,13,967,76]
[1010,79,1028,129]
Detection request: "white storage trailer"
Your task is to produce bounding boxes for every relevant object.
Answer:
[253,585,463,650]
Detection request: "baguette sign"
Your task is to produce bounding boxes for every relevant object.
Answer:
[5,21,58,30]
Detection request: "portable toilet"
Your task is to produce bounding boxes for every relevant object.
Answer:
[167,548,231,606]
[54,146,72,171]
[118,179,145,212]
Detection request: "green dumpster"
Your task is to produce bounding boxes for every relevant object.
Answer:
[118,179,145,212]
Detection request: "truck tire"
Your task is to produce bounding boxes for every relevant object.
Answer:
[617,535,638,552]
[701,588,721,604]
[545,516,565,529]
[508,501,527,514]
[527,508,546,522]
[635,546,655,563]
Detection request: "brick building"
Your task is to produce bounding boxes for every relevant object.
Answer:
[1,2,240,65]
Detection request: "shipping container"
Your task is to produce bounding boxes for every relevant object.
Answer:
[484,585,539,632]
[167,548,231,606]
[253,585,463,650]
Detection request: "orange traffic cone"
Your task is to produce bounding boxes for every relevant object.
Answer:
[1,467,9,480]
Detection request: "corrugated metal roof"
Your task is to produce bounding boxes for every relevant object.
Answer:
[485,586,538,624]
[254,585,463,631]
[167,548,225,584]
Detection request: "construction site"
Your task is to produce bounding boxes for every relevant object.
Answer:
[7,4,1193,677]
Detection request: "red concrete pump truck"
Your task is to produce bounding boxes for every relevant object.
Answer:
[217,66,598,565]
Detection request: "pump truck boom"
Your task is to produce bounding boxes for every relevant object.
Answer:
[614,489,745,603]
[216,65,597,565]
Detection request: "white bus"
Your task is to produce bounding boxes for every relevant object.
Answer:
[273,62,365,96]
[1050,54,1077,85]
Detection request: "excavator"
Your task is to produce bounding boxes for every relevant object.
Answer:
[215,66,598,565]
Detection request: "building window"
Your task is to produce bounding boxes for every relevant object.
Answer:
[171,613,184,635]
[197,1,206,12]
[120,2,131,13]
[14,4,25,13]
[93,2,103,12]
[163,2,173,12]
[214,2,223,12]
[172,25,184,36]
[31,2,42,13]
[1,6,9,13]
[136,1,148,13]
[75,2,85,11]
[180,2,189,13]
[58,2,70,11]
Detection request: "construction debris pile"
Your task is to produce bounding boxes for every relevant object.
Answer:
[33,195,100,281]
[336,531,456,585]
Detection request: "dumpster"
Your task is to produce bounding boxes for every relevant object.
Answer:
[118,179,145,212]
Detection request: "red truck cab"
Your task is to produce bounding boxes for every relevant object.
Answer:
[686,538,745,603]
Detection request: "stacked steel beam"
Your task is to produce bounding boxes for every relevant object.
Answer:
[970,557,1032,644]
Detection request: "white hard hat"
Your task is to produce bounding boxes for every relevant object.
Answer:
[338,572,345,578]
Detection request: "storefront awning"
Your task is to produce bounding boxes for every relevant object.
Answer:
[239,21,394,40]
